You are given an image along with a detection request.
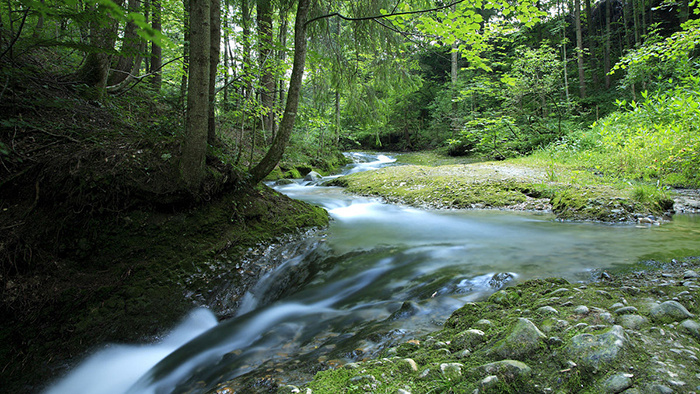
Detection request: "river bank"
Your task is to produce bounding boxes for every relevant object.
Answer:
[328,152,694,222]
[300,256,700,393]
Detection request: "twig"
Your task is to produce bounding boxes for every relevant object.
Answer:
[0,7,30,61]
[305,0,468,27]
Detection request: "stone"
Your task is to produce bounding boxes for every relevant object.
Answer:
[537,306,559,316]
[614,306,639,315]
[274,179,296,186]
[680,319,700,341]
[474,360,532,381]
[491,318,546,359]
[440,363,463,380]
[417,369,431,380]
[475,319,494,328]
[599,312,616,325]
[349,375,378,384]
[303,171,322,182]
[549,288,570,296]
[399,358,419,372]
[602,373,633,393]
[618,314,648,330]
[397,389,411,394]
[389,301,422,320]
[277,385,301,394]
[650,301,694,322]
[452,329,486,350]
[489,272,515,288]
[455,349,471,359]
[683,270,699,279]
[479,375,500,391]
[574,305,590,315]
[566,325,626,373]
[645,384,673,394]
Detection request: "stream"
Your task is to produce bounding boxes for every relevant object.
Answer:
[46,152,700,394]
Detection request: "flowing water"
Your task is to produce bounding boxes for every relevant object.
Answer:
[46,152,700,394]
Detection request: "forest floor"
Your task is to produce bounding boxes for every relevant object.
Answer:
[0,68,332,392]
[328,151,698,222]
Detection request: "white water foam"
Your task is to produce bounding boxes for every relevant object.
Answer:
[44,308,218,394]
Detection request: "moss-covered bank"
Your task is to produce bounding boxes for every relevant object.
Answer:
[301,258,700,393]
[0,182,328,393]
[329,159,675,222]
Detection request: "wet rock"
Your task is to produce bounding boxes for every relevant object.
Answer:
[440,363,463,380]
[303,171,323,182]
[574,305,590,315]
[680,319,700,341]
[614,306,638,315]
[389,301,422,320]
[566,325,626,372]
[474,360,532,381]
[475,319,494,328]
[452,329,486,350]
[537,306,559,316]
[489,272,515,288]
[602,373,633,393]
[618,314,648,330]
[274,179,296,186]
[491,318,546,359]
[649,301,694,322]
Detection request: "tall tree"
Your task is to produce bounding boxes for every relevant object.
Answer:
[180,0,190,106]
[208,0,221,145]
[76,0,124,100]
[108,0,145,86]
[257,0,275,139]
[150,0,163,90]
[574,0,586,98]
[180,0,211,190]
[249,0,310,183]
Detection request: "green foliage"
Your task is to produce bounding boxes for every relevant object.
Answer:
[545,80,700,187]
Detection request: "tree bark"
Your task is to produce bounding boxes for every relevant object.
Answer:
[208,0,221,145]
[109,0,145,86]
[574,0,586,98]
[76,0,123,100]
[180,0,190,107]
[249,0,310,183]
[257,0,275,139]
[150,0,163,90]
[180,0,211,191]
[604,0,611,88]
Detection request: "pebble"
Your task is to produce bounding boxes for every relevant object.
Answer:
[574,305,590,315]
[479,375,500,390]
[683,270,699,279]
[549,288,570,296]
[618,314,648,330]
[475,360,532,381]
[602,372,633,393]
[615,306,639,315]
[537,306,559,316]
[440,363,463,379]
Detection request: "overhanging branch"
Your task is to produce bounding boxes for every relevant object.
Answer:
[305,0,468,27]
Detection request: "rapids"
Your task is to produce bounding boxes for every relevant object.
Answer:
[45,152,700,393]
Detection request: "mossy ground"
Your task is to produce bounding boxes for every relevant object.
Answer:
[331,151,675,222]
[304,258,700,393]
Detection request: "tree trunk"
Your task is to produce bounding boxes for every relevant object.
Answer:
[180,0,211,191]
[180,0,190,107]
[632,0,641,46]
[109,0,144,86]
[604,0,611,88]
[574,0,586,98]
[150,0,163,90]
[257,0,275,140]
[242,0,252,101]
[450,3,458,134]
[560,0,570,108]
[76,0,123,100]
[208,0,221,146]
[249,0,310,183]
[585,0,598,88]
